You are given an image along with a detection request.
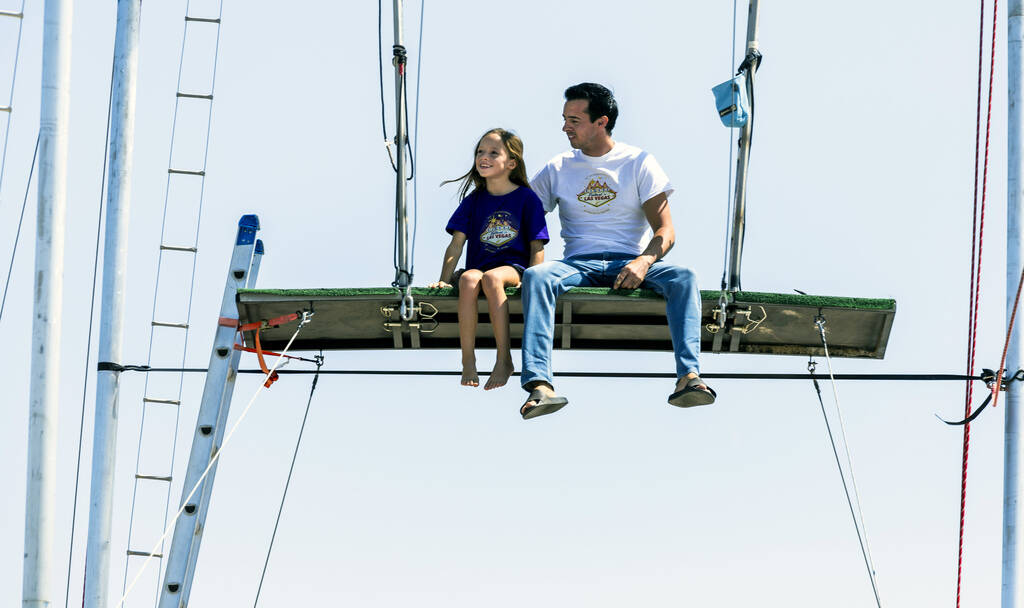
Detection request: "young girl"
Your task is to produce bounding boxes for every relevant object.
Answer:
[428,128,548,390]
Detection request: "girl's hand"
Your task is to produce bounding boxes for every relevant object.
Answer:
[427,281,452,289]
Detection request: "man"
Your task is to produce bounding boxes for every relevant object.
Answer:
[519,82,716,419]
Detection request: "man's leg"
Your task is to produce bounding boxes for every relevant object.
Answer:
[641,263,708,398]
[520,259,591,391]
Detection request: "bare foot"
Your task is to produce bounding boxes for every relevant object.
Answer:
[461,363,479,387]
[485,359,514,390]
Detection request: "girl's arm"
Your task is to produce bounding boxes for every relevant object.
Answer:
[428,231,467,287]
[527,239,545,267]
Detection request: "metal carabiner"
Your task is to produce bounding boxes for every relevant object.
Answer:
[717,292,728,330]
[400,292,416,322]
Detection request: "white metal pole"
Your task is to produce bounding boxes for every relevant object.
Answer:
[84,2,142,607]
[23,0,73,606]
[1006,3,1024,606]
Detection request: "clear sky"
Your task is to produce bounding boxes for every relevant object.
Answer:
[0,1,1011,607]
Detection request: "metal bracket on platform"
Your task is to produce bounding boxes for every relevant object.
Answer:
[707,303,768,352]
[380,301,439,348]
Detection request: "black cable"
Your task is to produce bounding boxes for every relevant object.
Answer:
[0,130,38,323]
[377,0,396,171]
[253,357,322,607]
[106,365,984,382]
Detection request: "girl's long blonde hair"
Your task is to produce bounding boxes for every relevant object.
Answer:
[442,128,530,201]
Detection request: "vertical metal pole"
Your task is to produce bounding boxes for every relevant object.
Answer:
[726,0,760,292]
[23,0,72,606]
[392,0,410,291]
[84,2,142,607]
[1007,3,1024,606]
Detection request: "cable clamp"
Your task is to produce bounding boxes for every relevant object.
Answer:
[737,48,763,74]
[392,43,407,67]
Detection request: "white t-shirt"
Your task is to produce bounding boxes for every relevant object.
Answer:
[530,142,674,258]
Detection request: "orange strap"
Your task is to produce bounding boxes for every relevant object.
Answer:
[237,312,300,333]
[253,330,279,388]
[221,311,305,388]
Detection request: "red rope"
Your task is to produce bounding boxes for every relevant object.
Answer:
[957,1,998,605]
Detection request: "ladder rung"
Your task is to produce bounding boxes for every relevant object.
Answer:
[135,474,172,482]
[176,92,213,100]
[168,168,205,177]
[184,15,220,23]
[143,397,181,406]
[160,244,198,253]
[152,321,189,329]
[0,106,10,113]
[127,550,163,558]
[0,10,24,18]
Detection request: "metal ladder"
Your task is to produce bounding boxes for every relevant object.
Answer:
[120,1,226,604]
[158,215,262,608]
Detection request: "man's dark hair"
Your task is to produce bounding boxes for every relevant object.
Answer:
[564,82,618,135]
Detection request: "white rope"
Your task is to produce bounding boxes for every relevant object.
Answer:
[815,316,883,607]
[116,318,307,608]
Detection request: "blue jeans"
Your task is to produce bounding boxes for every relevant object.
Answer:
[520,253,702,389]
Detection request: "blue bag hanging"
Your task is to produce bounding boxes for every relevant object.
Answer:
[711,73,749,128]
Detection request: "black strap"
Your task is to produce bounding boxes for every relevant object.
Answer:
[97,362,151,372]
[940,391,994,426]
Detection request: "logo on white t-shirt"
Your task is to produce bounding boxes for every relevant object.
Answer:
[480,211,517,248]
[577,174,617,208]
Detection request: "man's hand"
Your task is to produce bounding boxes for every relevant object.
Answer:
[613,257,654,289]
[427,280,452,289]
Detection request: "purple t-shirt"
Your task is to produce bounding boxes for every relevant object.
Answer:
[446,186,549,272]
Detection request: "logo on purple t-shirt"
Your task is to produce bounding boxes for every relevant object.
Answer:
[480,211,518,248]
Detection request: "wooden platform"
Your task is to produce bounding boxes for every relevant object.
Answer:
[236,288,896,359]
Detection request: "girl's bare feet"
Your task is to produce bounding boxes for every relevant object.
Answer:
[461,360,479,387]
[484,358,514,390]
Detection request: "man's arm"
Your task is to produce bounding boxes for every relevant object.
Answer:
[612,192,675,289]
[528,239,545,267]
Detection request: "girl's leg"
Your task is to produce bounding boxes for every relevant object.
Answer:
[479,265,523,390]
[458,270,484,386]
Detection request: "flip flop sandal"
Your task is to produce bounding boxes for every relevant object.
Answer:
[521,389,569,420]
[667,376,717,408]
